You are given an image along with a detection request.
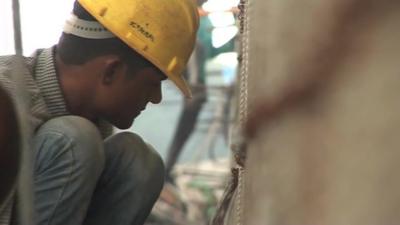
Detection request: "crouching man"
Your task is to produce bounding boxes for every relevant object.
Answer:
[0,0,199,224]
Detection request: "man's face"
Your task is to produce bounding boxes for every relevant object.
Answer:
[96,63,166,129]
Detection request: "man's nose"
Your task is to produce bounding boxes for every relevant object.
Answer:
[150,85,162,104]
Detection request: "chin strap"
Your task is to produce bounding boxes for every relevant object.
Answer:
[63,13,115,39]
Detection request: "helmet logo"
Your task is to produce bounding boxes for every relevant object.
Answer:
[129,21,155,42]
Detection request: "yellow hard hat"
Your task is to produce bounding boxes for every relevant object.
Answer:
[77,0,199,98]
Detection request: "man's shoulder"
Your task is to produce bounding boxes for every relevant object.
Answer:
[0,54,36,78]
[0,53,39,101]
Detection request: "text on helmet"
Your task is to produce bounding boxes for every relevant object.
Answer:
[129,21,155,42]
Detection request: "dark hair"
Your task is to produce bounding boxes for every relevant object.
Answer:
[57,1,154,75]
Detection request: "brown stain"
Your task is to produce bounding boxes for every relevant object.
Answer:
[244,0,397,140]
[243,0,400,224]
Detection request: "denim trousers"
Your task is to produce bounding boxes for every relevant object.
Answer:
[31,116,165,225]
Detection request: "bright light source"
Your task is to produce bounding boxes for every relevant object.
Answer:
[208,12,235,27]
[211,52,238,85]
[211,26,238,48]
[19,0,74,55]
[0,0,15,55]
[202,0,239,12]
[214,52,238,67]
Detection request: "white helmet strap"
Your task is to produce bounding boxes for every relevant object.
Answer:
[63,13,115,39]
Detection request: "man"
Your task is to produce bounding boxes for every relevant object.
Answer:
[0,0,199,224]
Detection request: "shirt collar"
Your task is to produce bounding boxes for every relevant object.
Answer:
[34,47,69,117]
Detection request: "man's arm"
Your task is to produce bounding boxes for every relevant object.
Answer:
[0,86,20,203]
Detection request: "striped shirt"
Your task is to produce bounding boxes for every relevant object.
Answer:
[0,191,14,225]
[0,47,112,224]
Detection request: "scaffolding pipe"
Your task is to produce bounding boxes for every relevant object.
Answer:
[12,0,23,55]
[11,1,34,224]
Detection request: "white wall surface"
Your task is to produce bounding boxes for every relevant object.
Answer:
[0,0,74,56]
[0,0,15,55]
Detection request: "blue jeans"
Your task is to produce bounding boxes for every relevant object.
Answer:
[32,116,165,225]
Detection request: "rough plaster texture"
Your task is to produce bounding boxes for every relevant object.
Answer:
[242,1,400,224]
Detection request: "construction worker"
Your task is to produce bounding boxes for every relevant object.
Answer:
[0,0,199,224]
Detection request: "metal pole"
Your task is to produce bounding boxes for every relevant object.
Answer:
[11,1,34,224]
[12,0,23,55]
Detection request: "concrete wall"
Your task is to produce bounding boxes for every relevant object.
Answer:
[243,0,400,224]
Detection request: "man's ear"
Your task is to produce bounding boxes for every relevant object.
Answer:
[102,56,123,85]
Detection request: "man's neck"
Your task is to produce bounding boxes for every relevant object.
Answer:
[55,52,97,122]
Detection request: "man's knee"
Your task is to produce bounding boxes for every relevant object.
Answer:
[105,132,165,190]
[34,116,105,177]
